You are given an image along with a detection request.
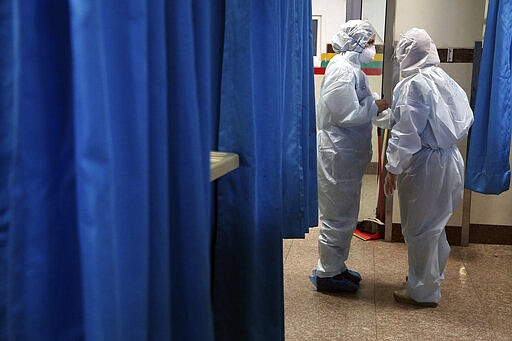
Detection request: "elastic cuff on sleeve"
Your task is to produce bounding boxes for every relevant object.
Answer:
[385,163,401,175]
[369,101,379,117]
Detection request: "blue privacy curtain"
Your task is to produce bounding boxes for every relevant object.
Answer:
[280,0,318,238]
[465,0,512,194]
[213,0,317,339]
[1,0,316,340]
[1,1,220,340]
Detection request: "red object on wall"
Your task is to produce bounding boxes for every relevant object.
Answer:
[362,68,382,76]
[314,67,326,75]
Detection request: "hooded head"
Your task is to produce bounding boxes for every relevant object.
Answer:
[332,20,376,54]
[394,28,440,76]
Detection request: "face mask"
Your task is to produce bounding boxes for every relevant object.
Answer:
[359,45,376,64]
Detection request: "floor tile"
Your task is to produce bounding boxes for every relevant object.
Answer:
[463,253,512,284]
[284,236,512,340]
[284,178,512,340]
[473,282,512,339]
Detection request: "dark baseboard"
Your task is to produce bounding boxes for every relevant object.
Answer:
[364,161,511,245]
[466,224,512,245]
[391,223,512,246]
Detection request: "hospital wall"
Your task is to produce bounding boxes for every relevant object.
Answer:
[313,0,512,232]
[312,0,346,67]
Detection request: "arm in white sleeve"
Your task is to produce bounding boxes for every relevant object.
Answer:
[371,92,393,129]
[322,73,378,127]
[385,99,428,175]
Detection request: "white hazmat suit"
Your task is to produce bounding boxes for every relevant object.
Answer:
[313,20,383,291]
[386,28,474,304]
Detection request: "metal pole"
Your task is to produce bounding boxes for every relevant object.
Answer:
[382,0,397,103]
[461,41,482,246]
[382,0,397,242]
[461,189,471,246]
[346,0,362,21]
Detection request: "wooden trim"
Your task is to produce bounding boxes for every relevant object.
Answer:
[390,223,512,245]
[324,46,474,63]
[365,161,379,174]
[437,48,474,63]
[327,43,384,54]
[468,224,512,245]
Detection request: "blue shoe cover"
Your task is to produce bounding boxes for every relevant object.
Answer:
[309,269,318,287]
[341,269,362,284]
[309,269,359,292]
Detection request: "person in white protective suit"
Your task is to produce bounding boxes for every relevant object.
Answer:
[384,28,474,307]
[311,20,389,292]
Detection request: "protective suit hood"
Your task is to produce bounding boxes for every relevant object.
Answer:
[395,28,440,76]
[332,20,376,53]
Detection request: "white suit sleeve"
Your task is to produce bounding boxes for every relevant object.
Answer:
[385,98,428,175]
[322,73,378,127]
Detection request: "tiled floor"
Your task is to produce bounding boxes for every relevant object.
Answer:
[283,175,512,340]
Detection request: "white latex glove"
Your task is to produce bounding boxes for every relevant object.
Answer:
[372,108,393,129]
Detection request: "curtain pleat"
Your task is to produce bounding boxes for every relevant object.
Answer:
[4,2,82,340]
[281,0,318,238]
[213,0,317,339]
[465,0,512,194]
